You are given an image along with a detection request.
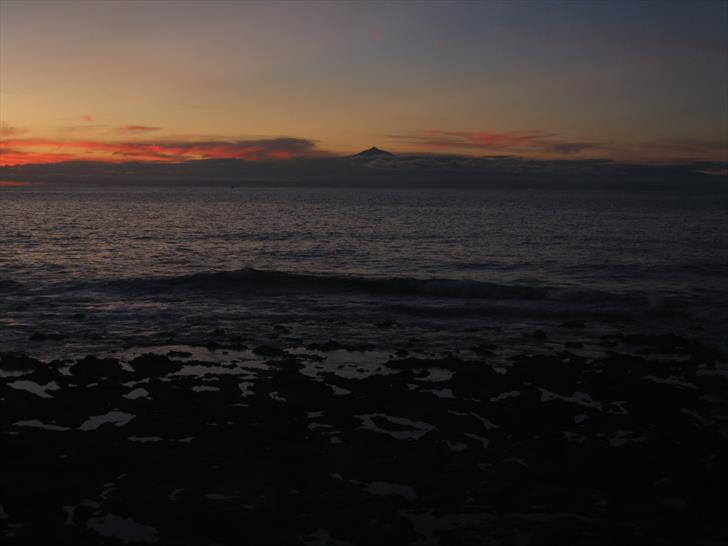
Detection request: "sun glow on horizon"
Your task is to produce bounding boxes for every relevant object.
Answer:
[0,1,726,168]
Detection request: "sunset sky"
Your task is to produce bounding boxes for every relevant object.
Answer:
[1,0,726,166]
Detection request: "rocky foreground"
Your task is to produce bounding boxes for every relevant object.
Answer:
[2,333,727,545]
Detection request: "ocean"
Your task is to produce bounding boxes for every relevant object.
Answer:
[3,184,728,545]
[1,185,727,356]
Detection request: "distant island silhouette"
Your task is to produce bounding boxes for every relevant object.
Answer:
[351,146,395,158]
[1,150,724,189]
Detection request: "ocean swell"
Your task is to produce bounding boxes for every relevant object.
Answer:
[105,268,547,300]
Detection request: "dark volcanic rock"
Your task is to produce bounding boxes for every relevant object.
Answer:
[304,340,374,352]
[3,340,727,546]
[167,350,192,358]
[72,355,127,381]
[622,333,723,361]
[129,353,180,376]
[385,355,466,370]
[264,357,306,370]
[508,353,583,391]
[0,352,42,373]
[253,345,287,357]
[306,340,342,352]
[451,362,504,398]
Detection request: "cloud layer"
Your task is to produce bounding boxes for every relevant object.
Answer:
[115,125,162,134]
[0,125,28,137]
[0,137,327,165]
[391,130,602,155]
[1,125,724,168]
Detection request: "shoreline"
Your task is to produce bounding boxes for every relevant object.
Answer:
[3,331,727,545]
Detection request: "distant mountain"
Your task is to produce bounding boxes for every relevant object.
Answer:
[351,146,395,158]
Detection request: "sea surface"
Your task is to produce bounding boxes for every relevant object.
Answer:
[1,185,727,356]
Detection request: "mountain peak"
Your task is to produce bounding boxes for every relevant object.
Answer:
[352,146,395,158]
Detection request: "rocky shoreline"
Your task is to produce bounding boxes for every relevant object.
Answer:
[2,332,727,545]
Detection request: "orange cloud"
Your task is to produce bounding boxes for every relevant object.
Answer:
[0,137,325,166]
[61,124,107,133]
[0,147,78,165]
[80,115,95,122]
[116,125,161,134]
[0,125,28,137]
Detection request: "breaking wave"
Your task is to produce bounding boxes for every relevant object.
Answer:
[95,267,672,311]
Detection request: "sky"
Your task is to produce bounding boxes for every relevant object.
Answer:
[1,0,727,166]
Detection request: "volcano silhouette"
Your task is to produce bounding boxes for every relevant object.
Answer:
[351,146,395,157]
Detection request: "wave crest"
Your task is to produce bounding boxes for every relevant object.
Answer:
[108,268,546,300]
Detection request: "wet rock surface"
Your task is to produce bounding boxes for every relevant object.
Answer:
[2,334,727,545]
